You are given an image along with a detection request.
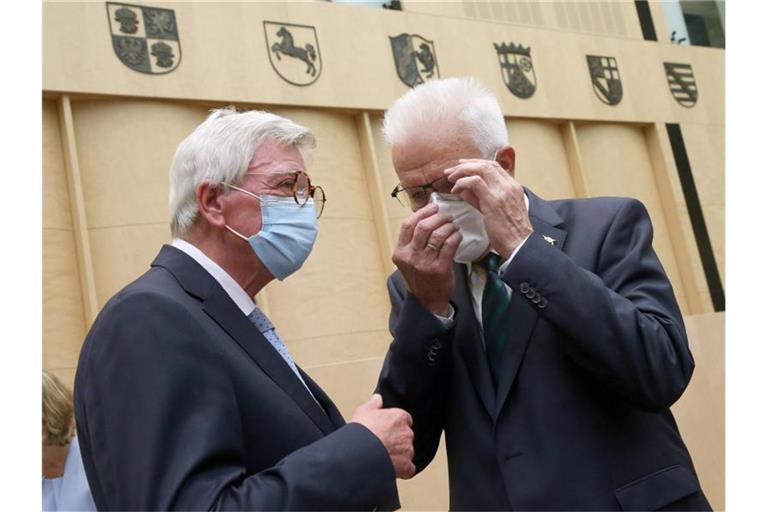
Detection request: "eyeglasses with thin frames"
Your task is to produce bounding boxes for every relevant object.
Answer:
[222,170,327,218]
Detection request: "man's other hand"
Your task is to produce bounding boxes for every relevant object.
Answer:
[350,393,416,479]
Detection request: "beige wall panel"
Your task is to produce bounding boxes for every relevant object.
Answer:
[71,99,208,229]
[680,124,724,206]
[506,119,575,200]
[676,204,714,309]
[680,123,724,285]
[673,312,724,511]
[43,228,86,371]
[576,122,688,312]
[576,123,662,209]
[43,3,724,126]
[291,330,391,370]
[43,99,73,230]
[305,357,450,510]
[88,223,170,308]
[703,203,724,286]
[265,218,391,345]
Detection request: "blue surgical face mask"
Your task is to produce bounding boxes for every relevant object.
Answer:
[222,184,318,281]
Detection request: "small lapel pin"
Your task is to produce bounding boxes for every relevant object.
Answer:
[543,235,557,246]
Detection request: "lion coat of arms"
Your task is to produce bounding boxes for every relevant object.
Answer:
[106,2,181,74]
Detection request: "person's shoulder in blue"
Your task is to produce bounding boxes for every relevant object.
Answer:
[42,371,95,511]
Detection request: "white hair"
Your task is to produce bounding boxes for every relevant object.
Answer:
[382,77,508,157]
[169,107,315,237]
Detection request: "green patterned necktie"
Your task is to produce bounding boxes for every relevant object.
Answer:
[480,252,512,385]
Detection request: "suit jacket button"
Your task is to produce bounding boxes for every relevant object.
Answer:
[526,288,537,299]
[519,282,530,294]
[538,297,548,308]
[531,294,541,304]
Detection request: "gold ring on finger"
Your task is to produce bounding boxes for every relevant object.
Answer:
[426,242,439,251]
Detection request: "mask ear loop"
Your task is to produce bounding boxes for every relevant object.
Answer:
[224,224,249,241]
[219,182,261,241]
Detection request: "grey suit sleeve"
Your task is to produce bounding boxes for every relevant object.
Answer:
[376,274,453,472]
[76,292,398,511]
[500,198,694,411]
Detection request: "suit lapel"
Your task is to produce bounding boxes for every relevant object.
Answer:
[152,245,336,435]
[202,293,337,435]
[453,263,496,419]
[299,368,346,428]
[493,190,568,416]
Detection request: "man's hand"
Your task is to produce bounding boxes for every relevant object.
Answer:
[445,159,532,259]
[350,394,416,479]
[392,203,461,316]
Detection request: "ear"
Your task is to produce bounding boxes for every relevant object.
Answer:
[196,181,228,229]
[495,146,516,178]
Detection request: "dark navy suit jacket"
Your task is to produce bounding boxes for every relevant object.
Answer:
[75,245,399,511]
[377,189,711,511]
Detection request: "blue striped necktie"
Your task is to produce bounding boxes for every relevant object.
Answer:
[480,253,512,385]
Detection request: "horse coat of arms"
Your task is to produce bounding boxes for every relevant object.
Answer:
[264,21,321,86]
[106,2,181,74]
[586,55,622,106]
[494,42,536,99]
[664,62,698,108]
[389,33,440,88]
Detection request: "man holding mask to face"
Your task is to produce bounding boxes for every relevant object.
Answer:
[376,78,710,511]
[74,107,413,511]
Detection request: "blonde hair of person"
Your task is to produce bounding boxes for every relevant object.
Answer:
[42,370,75,446]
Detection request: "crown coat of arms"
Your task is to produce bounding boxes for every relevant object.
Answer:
[494,42,537,99]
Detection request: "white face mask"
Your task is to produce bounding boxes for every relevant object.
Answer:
[430,192,490,263]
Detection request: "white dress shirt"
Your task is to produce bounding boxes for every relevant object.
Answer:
[170,238,314,394]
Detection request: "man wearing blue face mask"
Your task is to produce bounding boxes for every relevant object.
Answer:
[74,107,414,511]
[376,78,710,511]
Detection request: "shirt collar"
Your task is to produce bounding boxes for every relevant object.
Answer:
[171,238,256,316]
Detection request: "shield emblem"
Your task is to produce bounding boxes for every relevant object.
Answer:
[106,2,181,74]
[586,55,622,106]
[664,63,698,108]
[494,42,536,99]
[264,21,322,86]
[389,33,440,88]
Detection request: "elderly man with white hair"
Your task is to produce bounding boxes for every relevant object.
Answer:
[74,107,413,511]
[375,78,711,511]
